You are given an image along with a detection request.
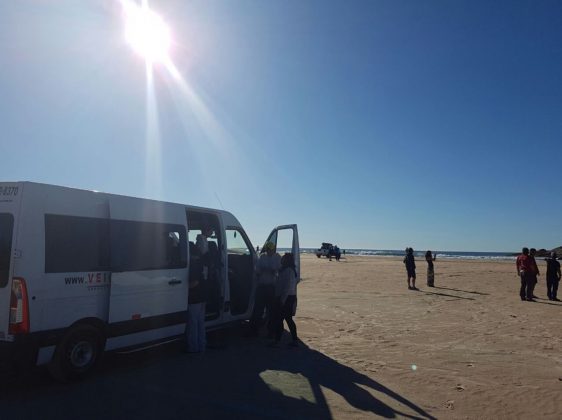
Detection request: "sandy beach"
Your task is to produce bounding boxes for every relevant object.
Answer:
[3,254,561,420]
[295,254,562,418]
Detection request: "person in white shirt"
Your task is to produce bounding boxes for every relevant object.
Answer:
[271,252,299,347]
[249,241,281,336]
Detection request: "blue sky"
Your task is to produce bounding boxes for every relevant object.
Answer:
[1,0,561,251]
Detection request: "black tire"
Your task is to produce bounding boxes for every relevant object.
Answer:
[48,324,104,382]
[316,254,321,258]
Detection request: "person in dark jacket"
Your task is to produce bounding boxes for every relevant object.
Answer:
[528,248,540,300]
[186,243,207,353]
[545,251,561,301]
[403,248,417,290]
[425,250,436,287]
[185,226,215,353]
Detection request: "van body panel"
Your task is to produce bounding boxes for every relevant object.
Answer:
[105,324,184,351]
[223,222,260,322]
[0,182,22,341]
[16,183,111,333]
[108,198,189,334]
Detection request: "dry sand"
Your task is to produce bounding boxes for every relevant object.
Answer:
[3,254,561,420]
[296,254,562,419]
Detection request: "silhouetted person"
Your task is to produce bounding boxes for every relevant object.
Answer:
[271,253,299,347]
[186,226,214,353]
[545,251,561,301]
[425,250,436,287]
[516,247,533,301]
[250,241,281,336]
[529,248,540,299]
[403,248,417,290]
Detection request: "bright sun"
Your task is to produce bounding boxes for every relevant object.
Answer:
[122,1,171,63]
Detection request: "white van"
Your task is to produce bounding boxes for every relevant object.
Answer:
[0,182,299,380]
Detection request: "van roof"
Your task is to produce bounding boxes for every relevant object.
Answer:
[4,181,234,218]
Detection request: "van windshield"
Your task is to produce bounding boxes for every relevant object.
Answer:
[0,213,14,288]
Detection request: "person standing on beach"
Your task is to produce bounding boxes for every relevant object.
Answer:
[516,247,533,301]
[185,227,214,353]
[545,251,561,301]
[529,248,540,299]
[270,253,299,347]
[249,241,281,336]
[425,250,436,287]
[403,248,417,290]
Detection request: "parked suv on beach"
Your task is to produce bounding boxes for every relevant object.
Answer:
[316,243,334,258]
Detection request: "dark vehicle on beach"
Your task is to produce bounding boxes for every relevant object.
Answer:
[315,243,334,258]
[316,243,341,260]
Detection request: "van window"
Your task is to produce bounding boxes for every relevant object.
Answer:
[225,228,251,255]
[45,215,110,273]
[188,229,219,253]
[111,220,187,271]
[0,213,14,287]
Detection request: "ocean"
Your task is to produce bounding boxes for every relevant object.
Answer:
[284,248,516,261]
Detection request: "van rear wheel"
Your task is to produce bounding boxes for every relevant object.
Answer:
[49,324,103,382]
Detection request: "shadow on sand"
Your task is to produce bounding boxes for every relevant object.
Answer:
[422,290,475,301]
[531,299,562,307]
[1,325,436,420]
[432,286,489,296]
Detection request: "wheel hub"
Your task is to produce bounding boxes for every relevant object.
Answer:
[70,340,94,368]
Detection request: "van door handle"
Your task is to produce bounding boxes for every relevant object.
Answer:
[168,279,182,285]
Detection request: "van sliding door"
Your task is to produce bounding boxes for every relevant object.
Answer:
[106,199,189,349]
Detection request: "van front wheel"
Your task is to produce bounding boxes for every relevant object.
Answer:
[49,324,103,382]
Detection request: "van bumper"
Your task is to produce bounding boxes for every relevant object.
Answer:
[0,338,38,368]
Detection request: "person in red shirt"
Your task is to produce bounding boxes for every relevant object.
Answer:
[516,247,531,301]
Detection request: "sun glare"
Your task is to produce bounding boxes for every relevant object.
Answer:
[122,1,171,63]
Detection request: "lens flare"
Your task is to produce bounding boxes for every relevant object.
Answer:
[122,0,171,63]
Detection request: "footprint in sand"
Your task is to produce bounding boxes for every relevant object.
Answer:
[444,400,455,410]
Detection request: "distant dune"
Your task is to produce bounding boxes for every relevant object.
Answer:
[535,246,562,257]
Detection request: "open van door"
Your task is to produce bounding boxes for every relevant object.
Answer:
[106,199,189,349]
[264,224,300,281]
